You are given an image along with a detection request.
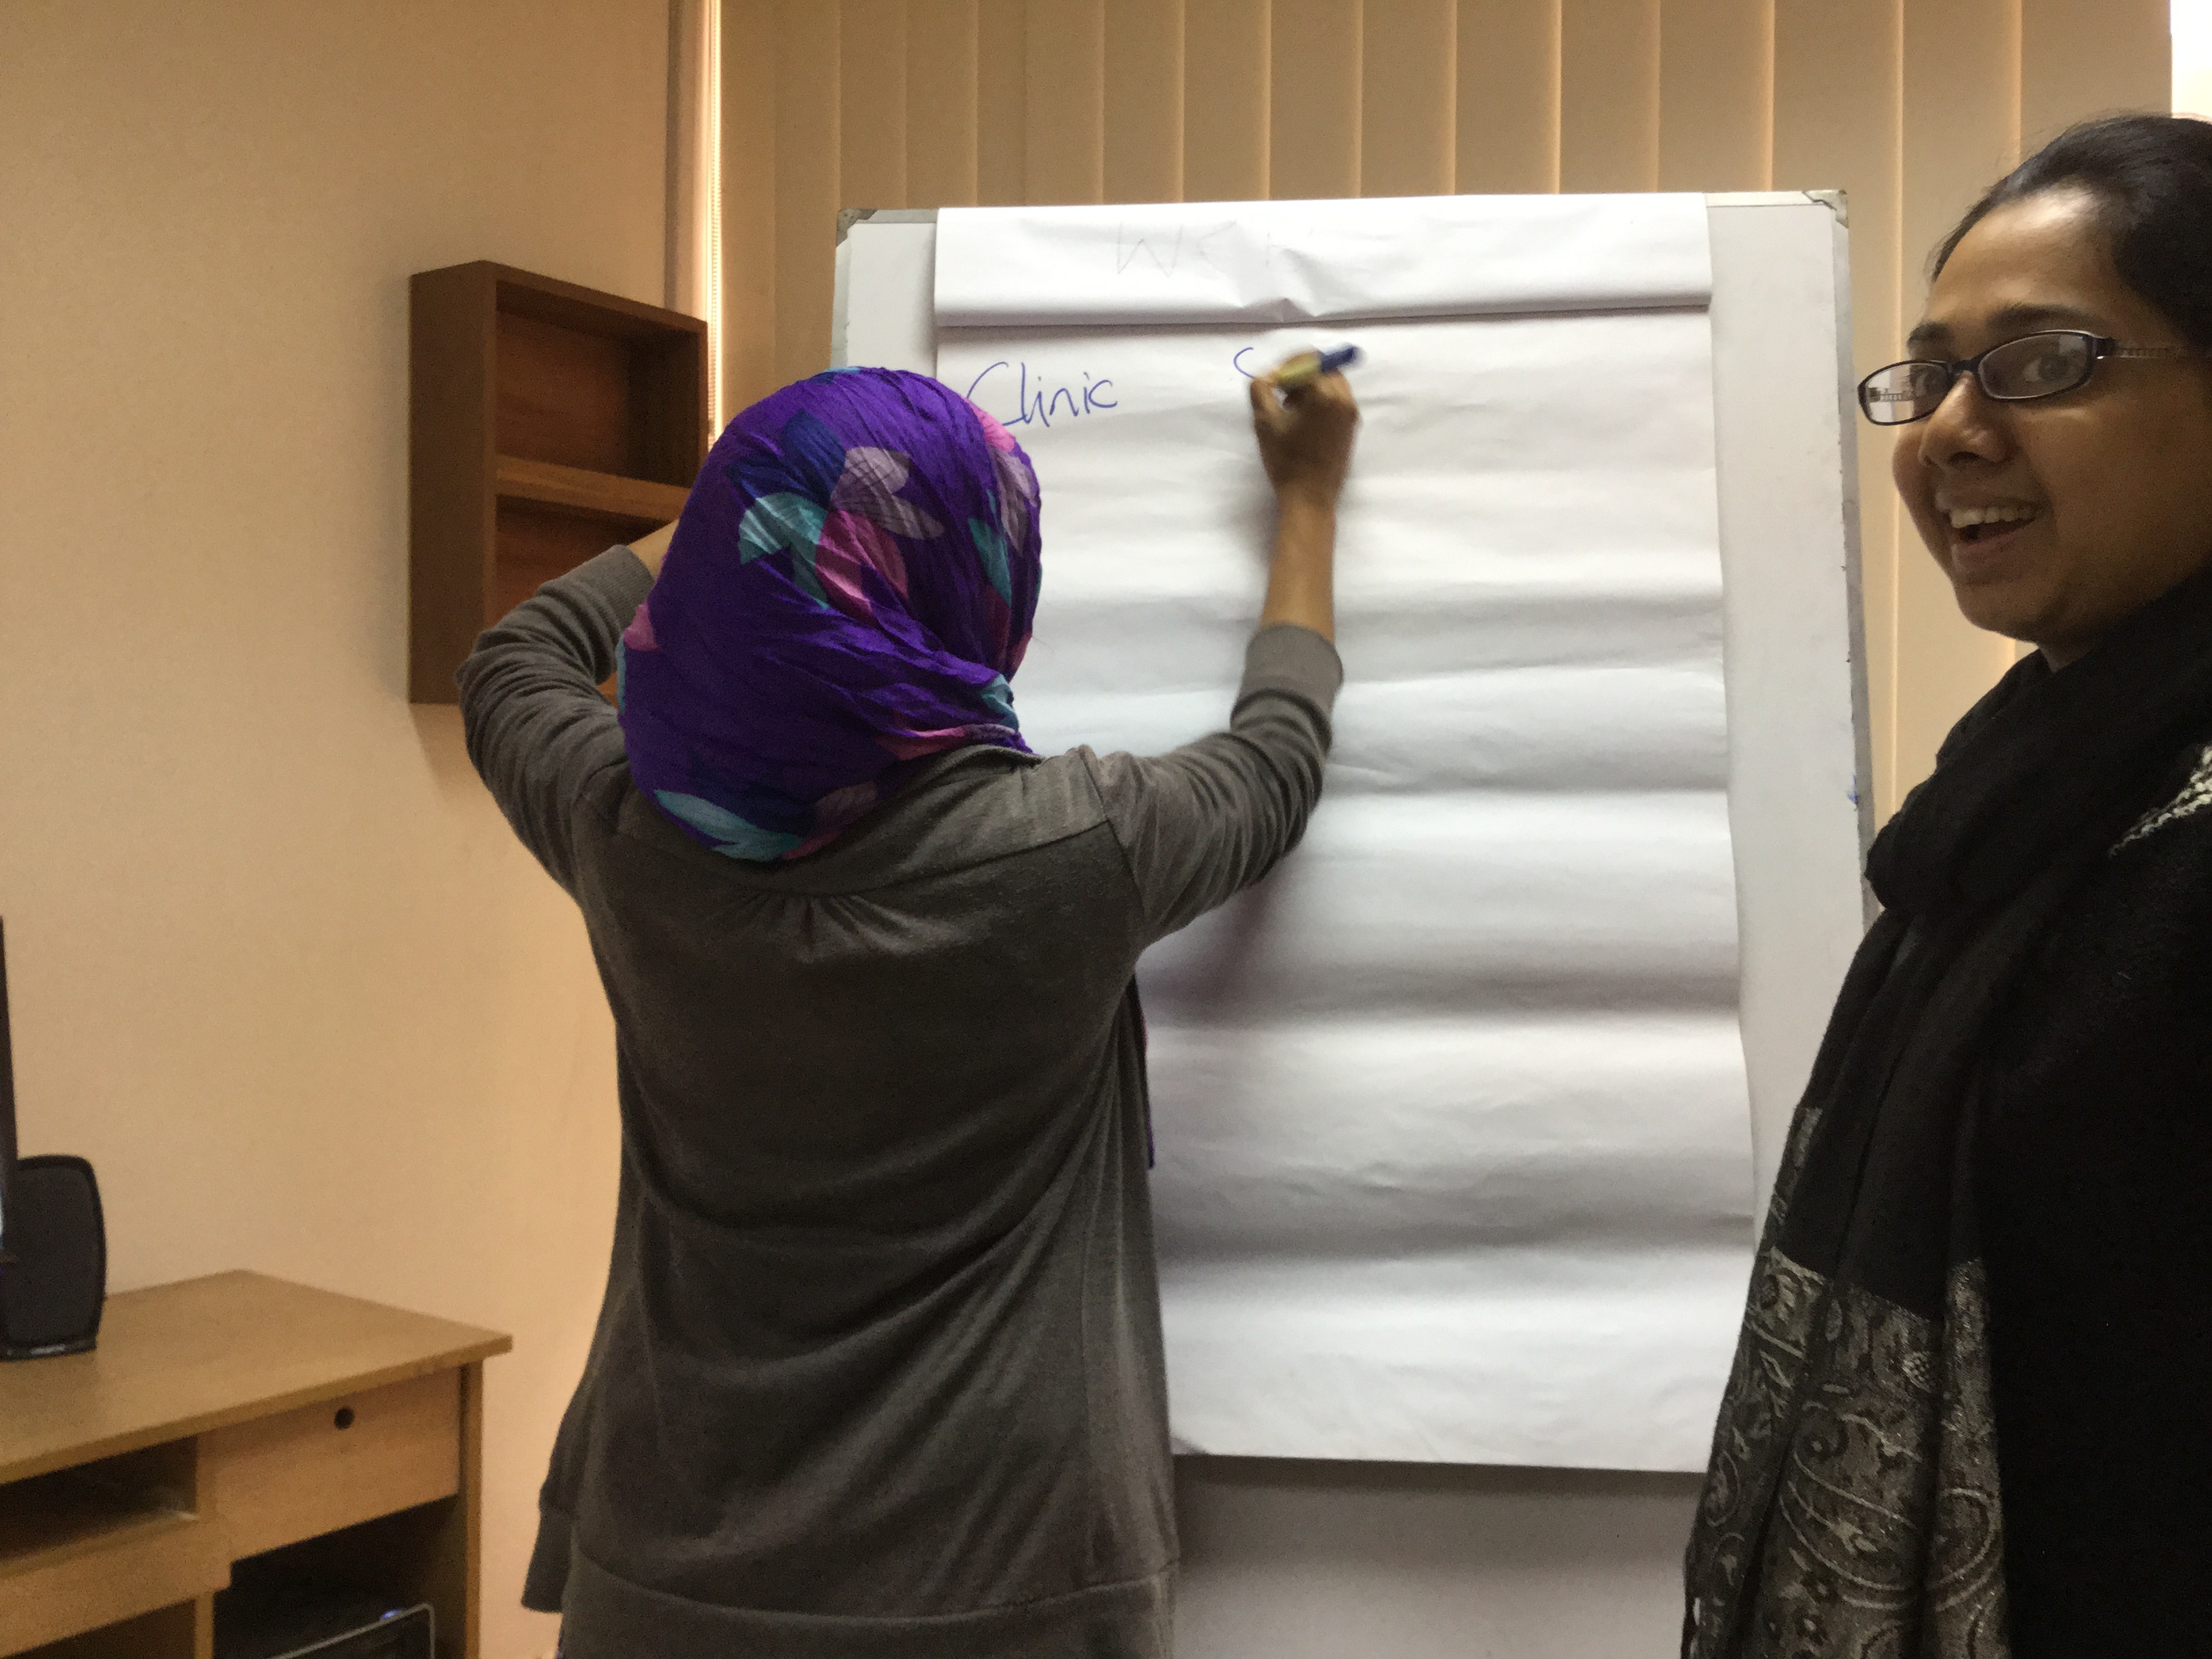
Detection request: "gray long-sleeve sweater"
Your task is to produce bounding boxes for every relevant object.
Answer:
[457,547,1341,1659]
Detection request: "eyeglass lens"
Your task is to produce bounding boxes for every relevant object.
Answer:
[1859,331,2097,426]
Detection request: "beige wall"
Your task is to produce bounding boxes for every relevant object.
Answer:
[722,0,2170,818]
[0,5,670,1656]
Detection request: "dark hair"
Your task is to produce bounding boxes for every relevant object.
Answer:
[1932,113,2212,352]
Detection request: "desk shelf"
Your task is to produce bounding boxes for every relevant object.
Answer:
[411,262,707,703]
[0,1273,508,1659]
[0,1467,226,1656]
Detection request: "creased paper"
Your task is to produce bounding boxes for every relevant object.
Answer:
[936,195,1752,1469]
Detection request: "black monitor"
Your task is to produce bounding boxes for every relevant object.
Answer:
[0,918,18,1265]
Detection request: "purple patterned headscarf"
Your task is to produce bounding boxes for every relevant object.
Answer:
[617,367,1043,861]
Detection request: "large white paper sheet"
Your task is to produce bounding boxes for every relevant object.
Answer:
[936,196,1753,1469]
[935,193,1713,327]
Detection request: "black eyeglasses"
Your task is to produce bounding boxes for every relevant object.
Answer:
[1857,330,2199,426]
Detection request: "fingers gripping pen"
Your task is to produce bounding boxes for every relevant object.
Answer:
[1273,345,1363,390]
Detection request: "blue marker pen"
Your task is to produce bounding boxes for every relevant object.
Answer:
[1273,344,1362,390]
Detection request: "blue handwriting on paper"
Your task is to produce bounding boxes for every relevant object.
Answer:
[964,350,1282,428]
[963,361,1119,428]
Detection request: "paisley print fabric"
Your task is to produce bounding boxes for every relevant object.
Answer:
[1687,1256,2008,1658]
[617,367,1043,861]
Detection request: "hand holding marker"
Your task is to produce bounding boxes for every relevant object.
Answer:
[1250,344,1361,527]
[1272,344,1362,392]
[1253,346,1361,503]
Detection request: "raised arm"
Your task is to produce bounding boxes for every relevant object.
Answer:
[1090,363,1360,943]
[457,540,659,891]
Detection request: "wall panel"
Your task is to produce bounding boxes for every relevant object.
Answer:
[721,0,2175,816]
[1773,0,1902,808]
[1893,0,2024,792]
[772,0,840,387]
[1560,0,1660,190]
[2,7,670,1655]
[909,0,982,207]
[1106,0,1187,201]
[1658,0,1771,190]
[977,0,1029,202]
[721,0,779,413]
[840,0,910,209]
[1184,0,1272,200]
[1027,0,1107,202]
[2022,0,2171,148]
[1271,0,1364,199]
[1361,0,1455,197]
[1454,0,1561,192]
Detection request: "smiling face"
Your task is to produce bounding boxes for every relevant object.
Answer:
[1892,187,2212,665]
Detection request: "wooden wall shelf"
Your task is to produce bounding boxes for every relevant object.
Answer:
[411,262,707,703]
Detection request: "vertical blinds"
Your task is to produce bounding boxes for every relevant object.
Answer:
[718,0,2169,817]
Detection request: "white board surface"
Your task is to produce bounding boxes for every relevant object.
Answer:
[834,194,1867,1471]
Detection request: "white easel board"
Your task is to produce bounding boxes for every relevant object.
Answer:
[832,194,1867,1470]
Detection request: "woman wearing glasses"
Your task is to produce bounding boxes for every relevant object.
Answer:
[1685,115,2212,1658]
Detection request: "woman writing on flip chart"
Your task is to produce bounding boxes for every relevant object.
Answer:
[1686,114,2212,1658]
[459,361,1357,1659]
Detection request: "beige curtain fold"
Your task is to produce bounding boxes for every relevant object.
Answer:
[717,0,2169,819]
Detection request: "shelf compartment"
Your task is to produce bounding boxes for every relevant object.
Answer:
[494,455,690,525]
[0,1467,228,1654]
[491,503,646,628]
[18,1596,211,1659]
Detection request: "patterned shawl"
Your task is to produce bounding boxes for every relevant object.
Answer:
[1683,565,2212,1658]
[618,368,1042,861]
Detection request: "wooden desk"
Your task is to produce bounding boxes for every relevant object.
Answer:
[0,1272,510,1659]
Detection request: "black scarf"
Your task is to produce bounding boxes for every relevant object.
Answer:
[1683,565,2212,1659]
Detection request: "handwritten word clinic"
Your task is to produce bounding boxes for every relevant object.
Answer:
[962,362,1117,428]
[962,351,1271,429]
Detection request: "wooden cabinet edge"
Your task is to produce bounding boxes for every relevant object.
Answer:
[408,266,497,705]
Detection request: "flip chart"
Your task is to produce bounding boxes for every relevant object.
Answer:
[937,195,1754,1469]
